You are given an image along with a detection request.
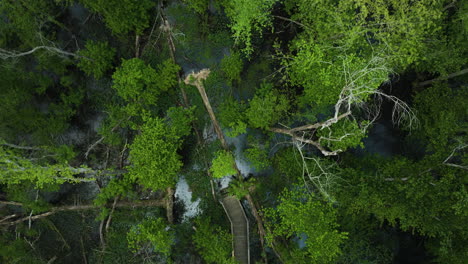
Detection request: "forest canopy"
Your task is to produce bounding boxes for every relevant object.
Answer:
[0,0,467,263]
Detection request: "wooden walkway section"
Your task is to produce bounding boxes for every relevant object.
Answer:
[221,195,250,264]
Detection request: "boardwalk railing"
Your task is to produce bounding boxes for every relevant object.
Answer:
[221,195,250,264]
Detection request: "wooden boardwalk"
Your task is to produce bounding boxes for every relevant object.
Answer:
[221,195,250,264]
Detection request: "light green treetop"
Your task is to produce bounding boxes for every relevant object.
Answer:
[223,0,276,55]
[210,150,237,179]
[0,144,91,189]
[192,217,236,264]
[127,117,183,190]
[264,188,347,263]
[112,58,159,102]
[127,218,174,257]
[112,58,180,116]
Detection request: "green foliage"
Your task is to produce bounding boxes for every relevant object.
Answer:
[285,0,446,70]
[182,0,210,14]
[0,0,62,46]
[219,96,247,137]
[223,0,276,55]
[244,136,270,171]
[192,217,235,264]
[337,154,467,239]
[264,187,347,263]
[220,50,243,84]
[246,82,289,129]
[77,41,115,79]
[0,146,91,189]
[264,148,302,197]
[427,231,468,264]
[210,150,237,179]
[337,214,394,264]
[80,0,155,35]
[412,83,468,152]
[93,178,135,208]
[112,58,159,102]
[127,218,174,257]
[316,119,368,152]
[111,58,180,117]
[165,106,195,138]
[156,60,182,92]
[0,234,46,264]
[127,117,183,190]
[0,61,84,143]
[227,178,257,199]
[289,44,389,107]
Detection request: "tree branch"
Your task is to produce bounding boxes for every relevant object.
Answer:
[1,143,41,151]
[0,46,87,60]
[0,199,166,226]
[417,68,468,87]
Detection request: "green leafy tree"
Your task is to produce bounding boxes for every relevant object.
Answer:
[112,58,159,102]
[111,58,180,117]
[113,59,179,101]
[77,41,115,79]
[246,82,289,129]
[227,178,257,199]
[210,150,237,179]
[80,0,155,35]
[220,50,243,85]
[244,136,270,171]
[182,0,210,15]
[264,187,347,263]
[223,0,276,55]
[288,47,389,108]
[127,116,184,190]
[0,0,63,46]
[0,144,92,189]
[165,106,195,138]
[285,0,446,70]
[127,218,174,257]
[192,217,235,264]
[0,233,46,264]
[411,83,467,152]
[219,96,247,137]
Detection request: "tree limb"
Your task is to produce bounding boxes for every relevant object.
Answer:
[417,68,468,87]
[1,199,166,226]
[1,143,41,151]
[0,46,86,60]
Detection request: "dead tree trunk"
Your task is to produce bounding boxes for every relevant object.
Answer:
[0,199,166,226]
[166,187,174,224]
[184,69,228,149]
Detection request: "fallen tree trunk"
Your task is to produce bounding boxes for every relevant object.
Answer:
[0,199,166,226]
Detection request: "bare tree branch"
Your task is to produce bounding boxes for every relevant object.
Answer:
[417,68,468,87]
[270,54,417,156]
[1,143,41,151]
[443,143,468,170]
[0,199,166,226]
[0,46,87,60]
